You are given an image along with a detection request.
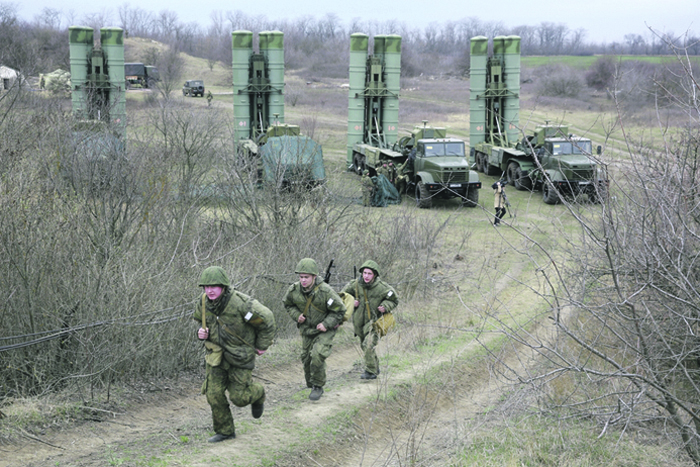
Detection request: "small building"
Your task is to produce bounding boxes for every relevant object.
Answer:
[0,65,21,90]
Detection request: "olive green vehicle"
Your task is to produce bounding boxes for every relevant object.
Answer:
[182,79,205,97]
[346,33,481,208]
[469,35,607,204]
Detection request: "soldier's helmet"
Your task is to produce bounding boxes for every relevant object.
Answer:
[199,266,230,287]
[359,260,380,277]
[295,258,319,276]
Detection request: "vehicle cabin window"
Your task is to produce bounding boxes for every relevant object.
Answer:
[445,142,465,156]
[424,143,445,157]
[551,142,573,155]
[572,141,592,155]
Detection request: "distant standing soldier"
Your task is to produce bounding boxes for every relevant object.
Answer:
[388,162,397,184]
[361,170,374,207]
[206,90,213,107]
[378,162,389,179]
[394,161,409,194]
[194,266,276,443]
[284,258,346,401]
[341,260,399,379]
[493,181,507,226]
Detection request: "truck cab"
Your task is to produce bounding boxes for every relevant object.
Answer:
[398,125,481,208]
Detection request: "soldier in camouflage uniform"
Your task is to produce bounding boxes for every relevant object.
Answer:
[341,260,399,379]
[194,266,276,443]
[361,170,374,207]
[284,258,346,400]
[387,162,396,184]
[378,162,389,179]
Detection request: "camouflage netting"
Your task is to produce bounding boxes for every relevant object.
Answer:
[371,174,401,207]
[259,135,325,185]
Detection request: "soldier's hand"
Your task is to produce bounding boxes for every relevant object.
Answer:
[354,300,360,308]
[297,315,306,323]
[316,323,327,332]
[378,305,386,313]
[197,327,209,340]
[255,349,266,356]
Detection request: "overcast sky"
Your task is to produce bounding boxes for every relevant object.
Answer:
[16,0,699,44]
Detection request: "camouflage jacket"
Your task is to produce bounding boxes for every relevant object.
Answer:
[361,175,374,192]
[283,277,346,337]
[341,278,399,334]
[193,289,276,369]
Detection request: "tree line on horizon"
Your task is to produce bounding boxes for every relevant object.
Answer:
[2,2,698,79]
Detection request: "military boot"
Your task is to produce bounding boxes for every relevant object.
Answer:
[309,386,324,401]
[360,370,378,380]
[208,432,235,443]
[251,401,264,419]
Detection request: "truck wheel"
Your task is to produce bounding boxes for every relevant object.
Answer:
[506,162,518,186]
[514,168,532,191]
[542,182,561,205]
[462,185,479,207]
[415,182,432,209]
[485,162,499,176]
[475,153,484,172]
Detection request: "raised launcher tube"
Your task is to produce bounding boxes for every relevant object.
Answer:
[69,26,126,135]
[232,30,285,143]
[69,26,94,119]
[232,30,253,143]
[100,27,126,129]
[377,34,401,151]
[469,36,488,148]
[260,31,285,125]
[347,33,369,168]
[502,35,521,145]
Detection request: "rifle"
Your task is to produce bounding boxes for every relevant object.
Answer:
[323,259,335,284]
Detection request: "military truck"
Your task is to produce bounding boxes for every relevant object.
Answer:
[469,35,606,204]
[347,33,481,208]
[182,79,204,97]
[124,62,159,88]
[232,30,325,187]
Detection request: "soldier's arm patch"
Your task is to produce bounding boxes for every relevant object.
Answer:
[387,291,393,297]
[244,311,253,321]
[327,298,334,306]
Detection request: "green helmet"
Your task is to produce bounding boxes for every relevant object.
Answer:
[198,266,230,287]
[295,258,319,276]
[359,260,380,277]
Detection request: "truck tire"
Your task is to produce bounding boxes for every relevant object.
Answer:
[513,167,532,191]
[415,182,432,209]
[485,162,499,176]
[475,152,484,172]
[542,182,561,205]
[462,185,479,207]
[506,162,518,186]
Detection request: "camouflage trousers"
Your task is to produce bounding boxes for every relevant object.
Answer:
[300,330,336,388]
[202,360,264,436]
[362,190,372,207]
[358,321,380,375]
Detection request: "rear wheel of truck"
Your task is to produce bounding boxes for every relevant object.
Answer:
[542,182,561,205]
[475,152,484,172]
[513,167,532,191]
[485,162,500,176]
[462,185,479,207]
[415,182,432,209]
[506,162,518,186]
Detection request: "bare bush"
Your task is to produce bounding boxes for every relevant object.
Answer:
[535,64,584,98]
